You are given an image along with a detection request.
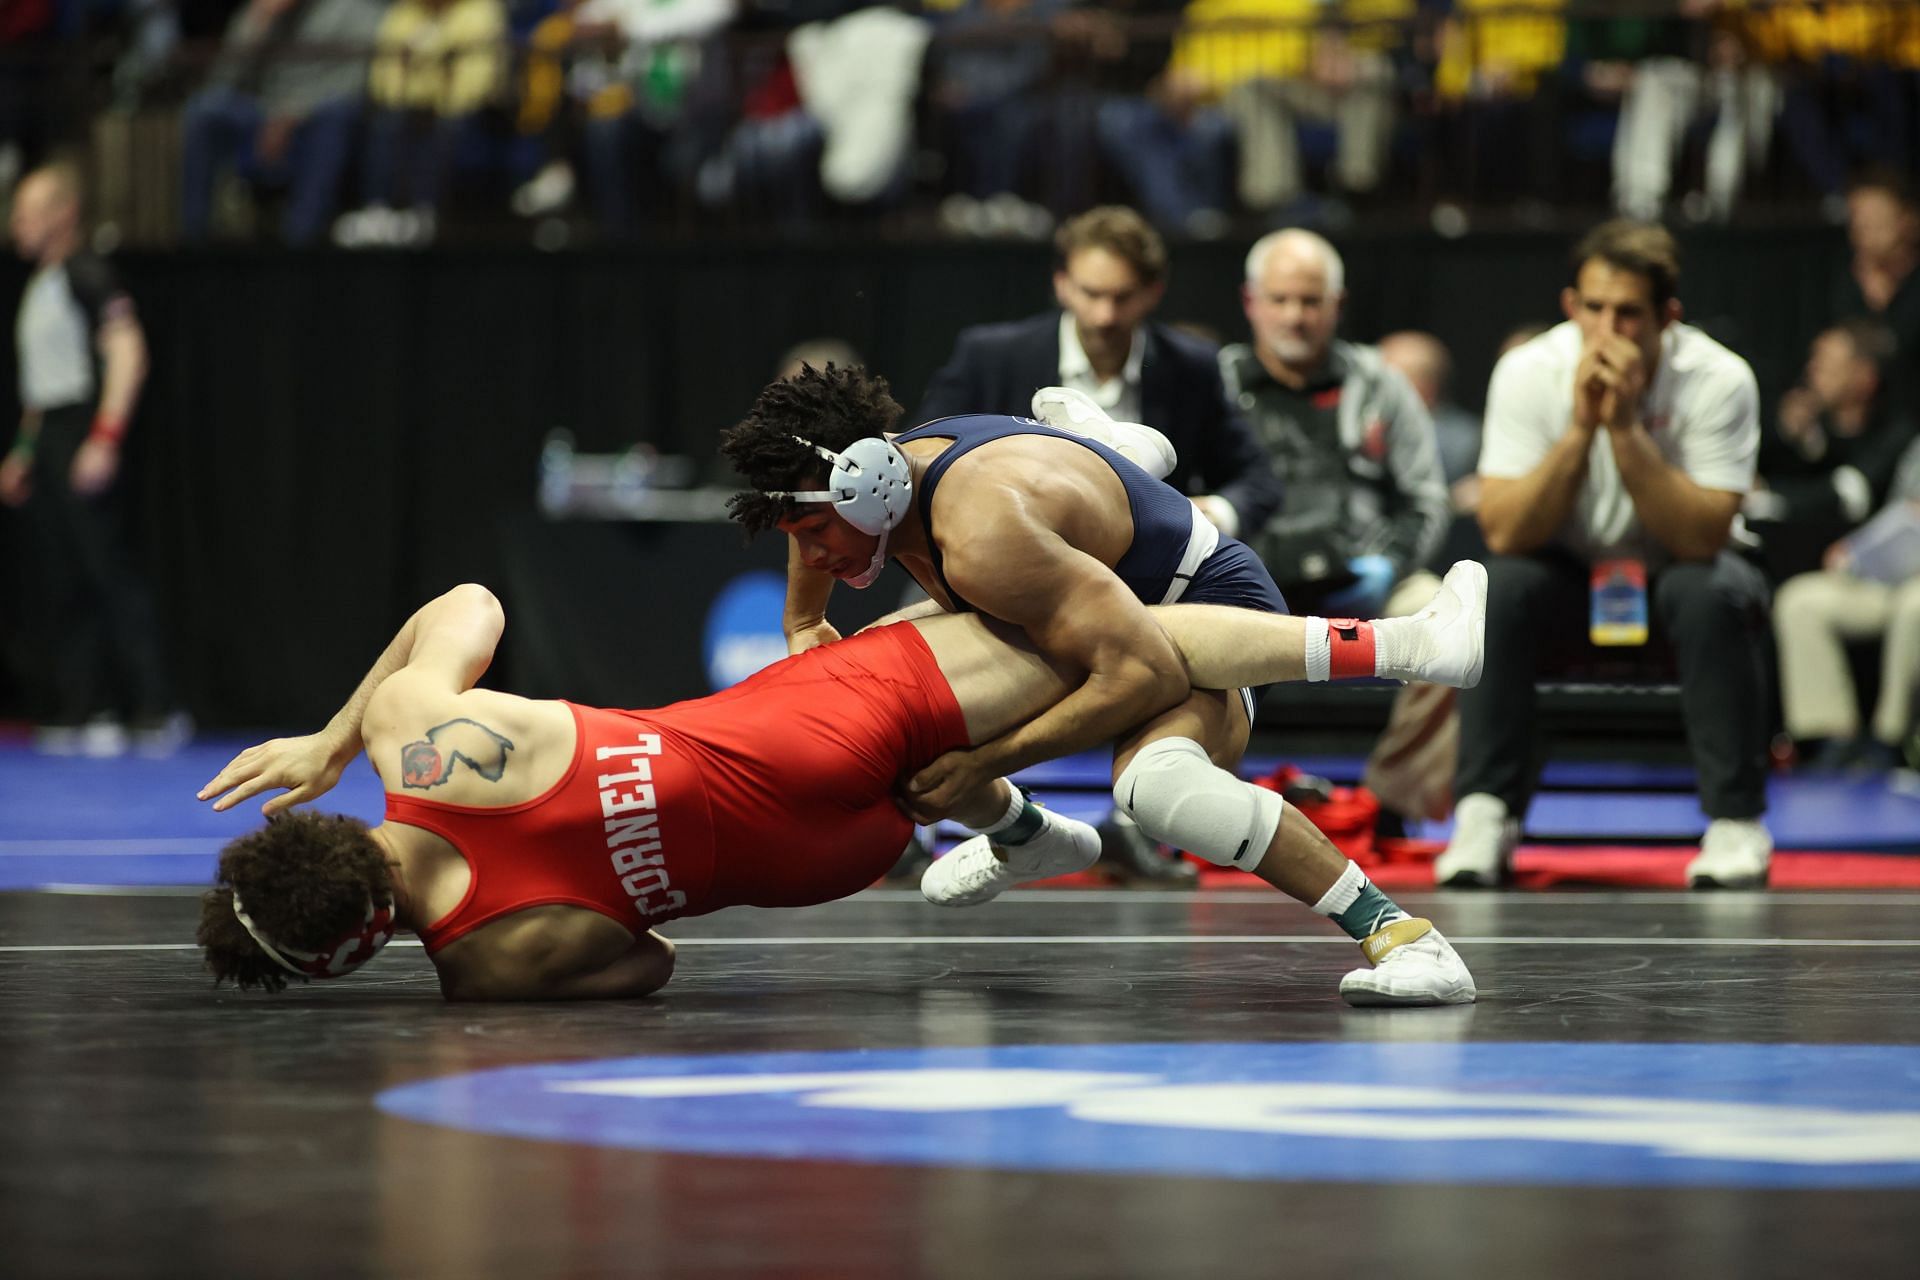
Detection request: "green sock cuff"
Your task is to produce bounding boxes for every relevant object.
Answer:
[1331,881,1409,943]
[985,786,1047,845]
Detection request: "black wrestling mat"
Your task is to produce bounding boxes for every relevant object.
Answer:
[5,887,1919,1279]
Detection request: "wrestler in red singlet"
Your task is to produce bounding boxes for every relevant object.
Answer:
[386,624,969,955]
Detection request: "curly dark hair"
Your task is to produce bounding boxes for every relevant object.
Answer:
[720,362,904,535]
[196,811,394,993]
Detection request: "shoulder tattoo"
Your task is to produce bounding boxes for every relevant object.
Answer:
[399,719,516,790]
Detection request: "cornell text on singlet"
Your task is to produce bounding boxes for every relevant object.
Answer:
[598,734,686,919]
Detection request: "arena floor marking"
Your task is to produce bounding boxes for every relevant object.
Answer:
[19,879,1920,907]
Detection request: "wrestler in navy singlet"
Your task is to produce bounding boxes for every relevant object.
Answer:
[895,414,1289,620]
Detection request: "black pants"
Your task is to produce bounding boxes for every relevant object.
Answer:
[19,404,170,725]
[1455,548,1772,820]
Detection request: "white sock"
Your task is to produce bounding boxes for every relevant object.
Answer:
[1371,615,1414,682]
[973,782,1026,835]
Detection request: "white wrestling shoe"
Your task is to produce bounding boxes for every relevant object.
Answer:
[1030,386,1179,480]
[1686,818,1772,889]
[1340,918,1477,1007]
[920,813,1102,907]
[1372,560,1487,688]
[1433,792,1519,888]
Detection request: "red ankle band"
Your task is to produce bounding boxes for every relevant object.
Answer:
[1326,618,1376,680]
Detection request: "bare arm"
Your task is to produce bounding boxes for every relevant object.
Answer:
[199,583,505,813]
[784,536,841,653]
[937,502,1189,781]
[0,409,42,506]
[858,597,947,632]
[1477,423,1594,555]
[323,583,505,758]
[66,313,149,496]
[1479,339,1629,557]
[1604,423,1742,560]
[94,314,148,429]
[445,932,676,1002]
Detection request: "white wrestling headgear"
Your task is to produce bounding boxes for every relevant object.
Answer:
[231,890,397,981]
[768,436,913,589]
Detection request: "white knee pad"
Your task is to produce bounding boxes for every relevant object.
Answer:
[1114,738,1284,872]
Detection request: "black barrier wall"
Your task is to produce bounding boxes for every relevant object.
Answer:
[0,229,1849,726]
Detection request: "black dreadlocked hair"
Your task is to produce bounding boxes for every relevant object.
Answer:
[721,362,904,535]
[196,811,393,993]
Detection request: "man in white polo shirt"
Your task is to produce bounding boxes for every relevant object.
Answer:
[1436,220,1774,889]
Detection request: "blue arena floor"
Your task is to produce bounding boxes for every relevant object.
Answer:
[1,736,1917,891]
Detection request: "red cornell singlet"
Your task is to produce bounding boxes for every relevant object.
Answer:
[390,703,719,954]
[389,624,970,953]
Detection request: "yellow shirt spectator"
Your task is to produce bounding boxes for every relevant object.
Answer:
[370,0,508,118]
[1434,0,1566,101]
[1341,0,1415,56]
[1168,0,1319,96]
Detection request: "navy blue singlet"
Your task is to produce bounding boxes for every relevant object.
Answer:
[893,414,1290,712]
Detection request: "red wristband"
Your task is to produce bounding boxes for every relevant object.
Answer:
[88,415,126,445]
[1325,618,1377,681]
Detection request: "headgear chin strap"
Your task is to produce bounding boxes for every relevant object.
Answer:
[842,527,891,589]
[769,436,913,536]
[231,890,397,980]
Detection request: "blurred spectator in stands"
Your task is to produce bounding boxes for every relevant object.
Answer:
[1767,2,1914,219]
[788,5,930,207]
[1223,230,1446,618]
[1089,0,1239,236]
[691,5,928,229]
[510,0,734,238]
[1098,0,1406,233]
[179,0,385,246]
[334,0,510,247]
[1774,436,1920,775]
[1378,329,1480,512]
[1747,319,1917,530]
[2,162,187,756]
[111,0,186,106]
[1830,171,1920,412]
[1431,0,1567,219]
[925,0,1063,239]
[1436,220,1774,890]
[689,43,821,231]
[917,204,1280,884]
[1576,1,1777,224]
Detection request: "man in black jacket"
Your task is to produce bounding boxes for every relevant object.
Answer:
[917,206,1282,882]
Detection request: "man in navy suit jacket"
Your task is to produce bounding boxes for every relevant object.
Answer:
[918,206,1283,542]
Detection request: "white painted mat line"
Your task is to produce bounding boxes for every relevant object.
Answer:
[0,842,223,856]
[865,889,1920,907]
[9,935,1920,954]
[14,885,1920,909]
[32,884,205,896]
[18,882,1920,907]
